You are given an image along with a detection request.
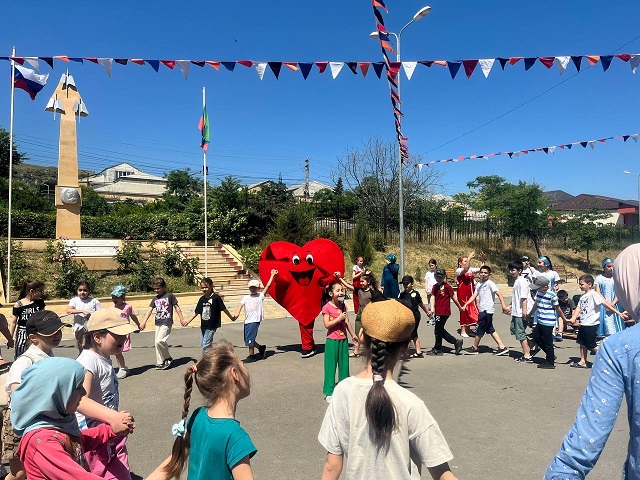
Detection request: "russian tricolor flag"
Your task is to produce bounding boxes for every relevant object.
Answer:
[14,64,49,100]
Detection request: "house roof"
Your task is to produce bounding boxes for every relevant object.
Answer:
[288,180,333,197]
[553,194,639,211]
[88,162,140,178]
[118,173,166,183]
[543,190,574,206]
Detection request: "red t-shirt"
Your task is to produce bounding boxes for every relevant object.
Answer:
[431,283,454,316]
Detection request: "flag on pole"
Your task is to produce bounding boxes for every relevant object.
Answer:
[13,64,49,100]
[198,106,210,151]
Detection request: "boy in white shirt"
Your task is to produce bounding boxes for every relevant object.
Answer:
[462,265,510,356]
[506,260,535,363]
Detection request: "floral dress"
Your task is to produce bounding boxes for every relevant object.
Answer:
[595,274,623,336]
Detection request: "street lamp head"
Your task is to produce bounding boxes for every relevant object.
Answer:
[413,6,432,21]
[624,171,634,175]
[369,31,380,39]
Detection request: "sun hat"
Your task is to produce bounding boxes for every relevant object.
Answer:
[86,308,138,335]
[248,279,260,288]
[401,275,414,284]
[26,310,70,336]
[434,268,446,278]
[361,300,415,343]
[110,284,127,297]
[530,276,550,290]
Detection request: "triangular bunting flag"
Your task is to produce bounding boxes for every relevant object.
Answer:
[130,59,145,65]
[175,60,190,79]
[402,61,417,80]
[587,140,596,149]
[221,62,236,71]
[433,60,447,67]
[558,145,565,149]
[514,152,521,158]
[160,60,176,69]
[566,144,572,150]
[462,60,478,78]
[418,60,434,67]
[372,62,385,78]
[268,62,282,79]
[329,62,344,79]
[447,61,462,79]
[191,60,205,67]
[580,142,588,148]
[24,57,39,72]
[623,136,630,141]
[237,60,253,67]
[114,58,128,65]
[283,62,298,72]
[206,61,221,70]
[85,58,98,63]
[555,56,571,74]
[54,56,70,62]
[373,0,388,13]
[41,57,54,69]
[299,63,313,79]
[539,57,554,69]
[479,59,495,78]
[68,58,83,63]
[146,60,160,72]
[585,55,600,66]
[346,62,358,74]
[358,62,370,77]
[601,56,613,71]
[507,152,513,158]
[549,146,556,154]
[524,58,536,70]
[509,57,522,65]
[630,55,640,74]
[571,56,582,72]
[616,54,632,62]
[542,147,549,154]
[497,58,509,70]
[632,134,639,142]
[315,61,328,73]
[10,56,25,65]
[97,58,113,77]
[253,62,267,80]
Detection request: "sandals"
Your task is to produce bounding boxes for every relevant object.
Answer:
[410,352,424,358]
[570,362,588,368]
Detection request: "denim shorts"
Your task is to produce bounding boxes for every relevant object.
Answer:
[244,322,260,347]
[510,316,527,341]
[200,328,216,350]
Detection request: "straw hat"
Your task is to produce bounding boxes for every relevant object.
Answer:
[361,300,415,343]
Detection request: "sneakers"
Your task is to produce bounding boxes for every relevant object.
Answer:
[463,347,479,355]
[494,347,509,356]
[553,333,563,342]
[161,359,172,370]
[301,349,316,358]
[116,367,129,379]
[426,349,444,356]
[258,344,267,359]
[460,333,470,338]
[454,339,463,355]
[529,345,541,357]
[538,362,556,369]
[155,364,164,370]
[515,356,533,363]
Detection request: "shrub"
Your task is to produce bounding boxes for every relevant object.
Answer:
[0,239,29,289]
[44,238,96,299]
[315,227,347,251]
[239,245,263,273]
[265,203,315,245]
[349,219,374,265]
[371,233,386,252]
[115,240,143,273]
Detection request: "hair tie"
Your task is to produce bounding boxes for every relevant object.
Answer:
[190,364,198,373]
[171,419,185,437]
[373,374,384,383]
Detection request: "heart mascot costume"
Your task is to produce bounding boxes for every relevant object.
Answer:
[259,239,344,355]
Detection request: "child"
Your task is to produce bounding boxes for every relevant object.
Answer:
[318,300,457,480]
[568,274,625,369]
[67,281,102,354]
[110,285,141,379]
[0,312,15,364]
[3,310,68,480]
[321,282,358,402]
[76,308,138,479]
[148,341,257,480]
[141,277,184,370]
[557,290,576,330]
[595,257,625,337]
[351,257,366,314]
[423,259,438,324]
[507,260,534,363]
[11,357,133,480]
[234,271,277,361]
[427,269,464,356]
[527,276,569,369]
[10,279,46,359]
[182,277,235,354]
[398,275,430,358]
[456,251,484,338]
[461,265,510,356]
[533,256,564,340]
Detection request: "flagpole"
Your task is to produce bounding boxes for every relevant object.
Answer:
[6,47,16,304]
[202,87,208,279]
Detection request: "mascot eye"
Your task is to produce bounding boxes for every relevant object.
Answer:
[292,255,301,265]
[306,254,314,265]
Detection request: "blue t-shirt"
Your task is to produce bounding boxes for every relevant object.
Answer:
[534,290,559,327]
[187,407,257,480]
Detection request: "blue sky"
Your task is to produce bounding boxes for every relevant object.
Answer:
[1,0,639,200]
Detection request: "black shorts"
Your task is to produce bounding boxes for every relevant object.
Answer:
[411,317,421,340]
[476,311,495,337]
[577,324,598,350]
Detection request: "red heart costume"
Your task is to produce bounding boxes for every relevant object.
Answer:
[259,239,345,352]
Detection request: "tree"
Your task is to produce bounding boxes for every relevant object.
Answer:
[80,186,111,216]
[556,210,614,266]
[265,203,315,245]
[349,218,374,265]
[163,169,202,203]
[454,175,549,256]
[333,137,442,223]
[0,178,54,212]
[0,127,27,178]
[334,177,344,196]
[210,176,243,212]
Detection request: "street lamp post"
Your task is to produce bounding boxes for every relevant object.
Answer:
[624,171,640,228]
[371,6,431,277]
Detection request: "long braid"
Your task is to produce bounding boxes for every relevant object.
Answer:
[163,367,196,478]
[365,338,396,444]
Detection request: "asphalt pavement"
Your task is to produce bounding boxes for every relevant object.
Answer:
[51,309,628,480]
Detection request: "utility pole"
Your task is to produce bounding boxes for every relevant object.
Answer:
[304,157,310,200]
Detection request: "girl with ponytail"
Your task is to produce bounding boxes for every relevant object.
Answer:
[149,340,256,480]
[318,300,458,480]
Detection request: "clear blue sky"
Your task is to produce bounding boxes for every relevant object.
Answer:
[1,0,639,199]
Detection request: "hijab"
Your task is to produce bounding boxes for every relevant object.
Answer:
[613,244,640,321]
[11,357,86,437]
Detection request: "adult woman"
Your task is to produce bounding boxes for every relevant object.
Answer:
[380,254,400,299]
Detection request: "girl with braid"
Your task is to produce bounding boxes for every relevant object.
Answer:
[318,300,457,480]
[149,340,256,480]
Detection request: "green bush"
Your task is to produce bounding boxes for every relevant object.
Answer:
[44,239,96,299]
[0,239,29,289]
[315,227,347,251]
[239,245,263,273]
[371,233,386,252]
[349,219,374,265]
[115,240,144,273]
[265,203,315,246]
[0,210,55,238]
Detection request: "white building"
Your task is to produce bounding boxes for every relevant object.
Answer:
[86,163,167,202]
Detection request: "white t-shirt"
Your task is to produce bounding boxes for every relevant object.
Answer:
[578,290,605,326]
[531,269,561,289]
[476,279,499,314]
[68,296,102,331]
[318,377,453,480]
[424,271,437,294]
[241,293,265,324]
[6,345,51,393]
[75,349,119,429]
[511,277,531,317]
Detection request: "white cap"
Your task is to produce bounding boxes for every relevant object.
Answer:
[248,279,260,288]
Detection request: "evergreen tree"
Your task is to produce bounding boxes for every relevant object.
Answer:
[349,218,374,265]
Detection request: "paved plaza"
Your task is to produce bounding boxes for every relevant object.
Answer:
[51,309,629,479]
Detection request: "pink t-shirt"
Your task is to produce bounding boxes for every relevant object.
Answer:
[322,302,348,340]
[113,303,133,321]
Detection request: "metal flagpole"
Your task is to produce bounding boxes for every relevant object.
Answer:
[202,87,208,278]
[6,47,16,304]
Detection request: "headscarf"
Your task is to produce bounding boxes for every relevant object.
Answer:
[110,284,127,297]
[602,258,614,269]
[11,357,86,437]
[385,254,397,264]
[613,243,640,321]
[538,256,551,267]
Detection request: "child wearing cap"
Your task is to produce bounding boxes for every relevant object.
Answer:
[234,270,278,361]
[2,310,68,480]
[398,275,430,358]
[183,277,236,354]
[110,285,141,379]
[318,300,457,480]
[428,269,464,356]
[76,308,138,478]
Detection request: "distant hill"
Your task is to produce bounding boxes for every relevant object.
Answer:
[14,163,94,187]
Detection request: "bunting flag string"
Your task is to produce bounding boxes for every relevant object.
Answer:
[2,52,638,79]
[415,132,640,170]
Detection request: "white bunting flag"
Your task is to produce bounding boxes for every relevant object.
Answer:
[554,56,571,75]
[632,134,639,142]
[175,60,191,79]
[329,62,344,79]
[402,62,417,80]
[588,140,596,149]
[548,146,556,155]
[630,54,640,74]
[97,58,113,77]
[514,152,521,158]
[418,163,423,171]
[24,57,39,72]
[253,62,267,80]
[479,59,495,78]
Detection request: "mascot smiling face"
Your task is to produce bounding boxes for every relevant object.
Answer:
[259,239,344,326]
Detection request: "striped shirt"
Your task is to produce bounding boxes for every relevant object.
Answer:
[534,290,559,327]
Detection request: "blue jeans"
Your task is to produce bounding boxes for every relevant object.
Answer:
[200,328,216,352]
